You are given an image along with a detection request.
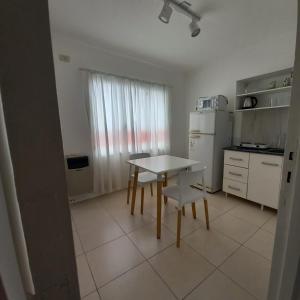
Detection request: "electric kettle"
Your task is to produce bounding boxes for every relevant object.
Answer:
[242,97,257,109]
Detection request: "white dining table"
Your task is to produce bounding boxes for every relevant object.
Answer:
[127,155,200,239]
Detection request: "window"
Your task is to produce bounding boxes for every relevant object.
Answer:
[88,72,170,156]
[86,71,171,194]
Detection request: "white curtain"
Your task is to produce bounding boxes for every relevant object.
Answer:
[87,71,170,195]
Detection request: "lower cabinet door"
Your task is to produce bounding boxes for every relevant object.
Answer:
[247,154,283,209]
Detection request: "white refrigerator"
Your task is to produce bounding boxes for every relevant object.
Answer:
[189,111,232,193]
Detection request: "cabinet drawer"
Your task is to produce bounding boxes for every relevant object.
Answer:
[224,151,249,168]
[224,165,248,183]
[223,179,247,198]
[247,154,283,209]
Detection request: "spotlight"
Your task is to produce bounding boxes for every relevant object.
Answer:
[158,0,201,37]
[189,19,201,37]
[159,0,173,24]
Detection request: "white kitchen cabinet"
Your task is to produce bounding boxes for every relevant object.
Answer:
[223,150,283,209]
[223,165,248,183]
[223,151,249,198]
[223,178,247,198]
[224,150,249,168]
[247,154,283,209]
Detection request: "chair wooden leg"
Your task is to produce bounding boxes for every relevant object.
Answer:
[182,205,185,216]
[163,172,168,204]
[176,209,182,248]
[157,180,162,239]
[140,187,144,215]
[130,167,139,215]
[204,198,210,230]
[150,183,153,196]
[126,179,131,204]
[192,202,196,219]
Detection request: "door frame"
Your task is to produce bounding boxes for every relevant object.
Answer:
[268,1,300,298]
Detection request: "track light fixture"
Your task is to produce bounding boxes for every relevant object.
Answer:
[158,0,201,37]
[159,0,173,24]
[189,19,201,37]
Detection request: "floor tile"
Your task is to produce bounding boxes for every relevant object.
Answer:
[184,201,224,223]
[149,242,215,299]
[211,213,259,244]
[162,211,202,237]
[111,208,155,233]
[184,228,240,266]
[262,216,277,235]
[82,291,101,300]
[86,236,144,287]
[71,200,107,229]
[73,228,84,256]
[100,189,134,213]
[144,197,177,219]
[128,223,175,258]
[207,192,242,213]
[76,213,124,252]
[228,202,274,226]
[72,188,276,300]
[76,255,96,298]
[99,262,176,300]
[185,270,256,300]
[244,229,275,260]
[220,247,271,300]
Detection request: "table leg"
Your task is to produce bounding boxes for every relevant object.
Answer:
[157,175,163,239]
[163,172,168,204]
[140,187,144,215]
[130,166,139,215]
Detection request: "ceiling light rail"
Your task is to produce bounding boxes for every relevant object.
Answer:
[159,0,201,37]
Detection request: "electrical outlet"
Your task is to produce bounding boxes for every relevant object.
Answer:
[58,54,71,63]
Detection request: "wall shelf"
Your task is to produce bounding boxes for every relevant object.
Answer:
[235,105,290,112]
[236,68,293,111]
[236,86,292,97]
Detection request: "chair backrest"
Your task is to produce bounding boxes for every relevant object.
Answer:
[129,153,150,160]
[128,153,151,176]
[177,167,207,192]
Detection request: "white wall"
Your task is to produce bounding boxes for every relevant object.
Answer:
[185,31,296,151]
[52,29,296,161]
[51,34,187,159]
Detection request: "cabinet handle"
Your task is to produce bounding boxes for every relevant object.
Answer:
[262,162,279,167]
[228,185,241,192]
[229,157,243,161]
[229,171,242,177]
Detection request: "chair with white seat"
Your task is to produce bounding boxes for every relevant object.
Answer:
[162,167,209,248]
[127,153,163,214]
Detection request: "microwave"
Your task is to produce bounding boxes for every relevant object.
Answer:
[196,95,228,111]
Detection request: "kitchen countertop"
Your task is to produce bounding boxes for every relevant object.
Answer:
[224,146,285,156]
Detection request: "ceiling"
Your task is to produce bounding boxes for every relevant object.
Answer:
[49,0,297,71]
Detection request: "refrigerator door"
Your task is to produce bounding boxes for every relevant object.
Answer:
[189,134,214,189]
[189,112,216,135]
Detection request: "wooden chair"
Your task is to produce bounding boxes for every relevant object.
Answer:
[127,153,158,214]
[162,167,209,247]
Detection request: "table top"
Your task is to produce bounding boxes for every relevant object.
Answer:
[128,155,200,174]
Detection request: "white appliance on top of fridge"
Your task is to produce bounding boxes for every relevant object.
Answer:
[189,110,232,193]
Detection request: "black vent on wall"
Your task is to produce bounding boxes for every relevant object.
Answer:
[67,156,89,169]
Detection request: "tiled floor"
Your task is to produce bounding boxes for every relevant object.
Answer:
[71,180,277,300]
